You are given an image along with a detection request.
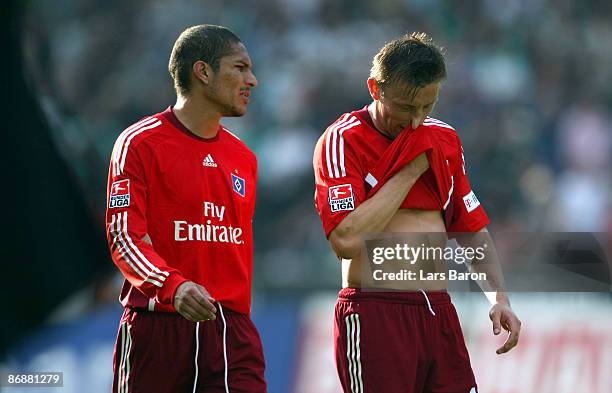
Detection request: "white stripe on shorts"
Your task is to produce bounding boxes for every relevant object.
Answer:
[118,322,132,393]
[345,314,363,393]
[219,304,230,393]
[192,322,200,393]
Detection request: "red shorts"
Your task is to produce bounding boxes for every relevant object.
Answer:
[335,288,477,393]
[112,304,266,393]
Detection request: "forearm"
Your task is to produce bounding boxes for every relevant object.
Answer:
[458,228,510,306]
[107,224,187,304]
[331,153,428,258]
[343,167,422,232]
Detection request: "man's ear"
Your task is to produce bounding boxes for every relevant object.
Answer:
[193,60,212,85]
[367,78,381,100]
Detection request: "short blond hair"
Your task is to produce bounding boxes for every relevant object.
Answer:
[370,32,446,92]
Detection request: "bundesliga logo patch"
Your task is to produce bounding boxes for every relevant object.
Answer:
[231,173,245,197]
[329,184,355,213]
[109,179,130,208]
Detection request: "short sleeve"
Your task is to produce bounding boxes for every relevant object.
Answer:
[446,135,490,233]
[313,127,366,237]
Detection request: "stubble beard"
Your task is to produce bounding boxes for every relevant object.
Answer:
[200,74,241,118]
[221,104,245,117]
[209,90,245,118]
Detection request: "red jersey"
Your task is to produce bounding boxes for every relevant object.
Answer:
[313,107,489,238]
[106,107,257,315]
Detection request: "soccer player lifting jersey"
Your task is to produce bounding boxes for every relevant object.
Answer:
[313,32,521,393]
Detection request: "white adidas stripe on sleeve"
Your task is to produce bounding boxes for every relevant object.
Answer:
[109,212,169,287]
[325,115,361,179]
[111,117,162,177]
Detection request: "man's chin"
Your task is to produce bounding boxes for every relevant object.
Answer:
[222,107,247,117]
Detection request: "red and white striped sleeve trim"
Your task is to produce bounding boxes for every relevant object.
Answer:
[109,211,169,287]
[423,116,455,131]
[111,116,162,177]
[324,114,361,179]
[424,117,467,174]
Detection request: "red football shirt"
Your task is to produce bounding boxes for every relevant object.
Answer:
[106,107,257,314]
[313,108,489,238]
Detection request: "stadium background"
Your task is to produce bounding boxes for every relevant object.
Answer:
[2,0,611,392]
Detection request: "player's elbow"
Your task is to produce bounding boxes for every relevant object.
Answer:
[329,226,361,259]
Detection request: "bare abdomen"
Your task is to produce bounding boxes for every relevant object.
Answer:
[343,208,448,291]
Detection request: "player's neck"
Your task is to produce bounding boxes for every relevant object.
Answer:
[173,95,222,139]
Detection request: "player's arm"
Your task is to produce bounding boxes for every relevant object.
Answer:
[449,134,521,354]
[106,136,215,322]
[456,228,521,354]
[329,154,429,258]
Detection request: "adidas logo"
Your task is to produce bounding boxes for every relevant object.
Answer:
[202,154,218,167]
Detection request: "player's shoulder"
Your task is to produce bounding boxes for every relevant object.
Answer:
[326,111,365,136]
[112,114,165,151]
[110,114,166,174]
[423,116,456,133]
[422,116,462,144]
[220,125,257,160]
[319,111,367,146]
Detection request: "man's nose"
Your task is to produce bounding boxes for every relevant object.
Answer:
[246,70,257,87]
[411,116,424,130]
[411,107,429,130]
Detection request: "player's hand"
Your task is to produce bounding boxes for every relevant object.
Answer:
[173,281,217,322]
[489,302,521,354]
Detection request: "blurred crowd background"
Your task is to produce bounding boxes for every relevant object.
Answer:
[22,0,612,296]
[3,0,611,392]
